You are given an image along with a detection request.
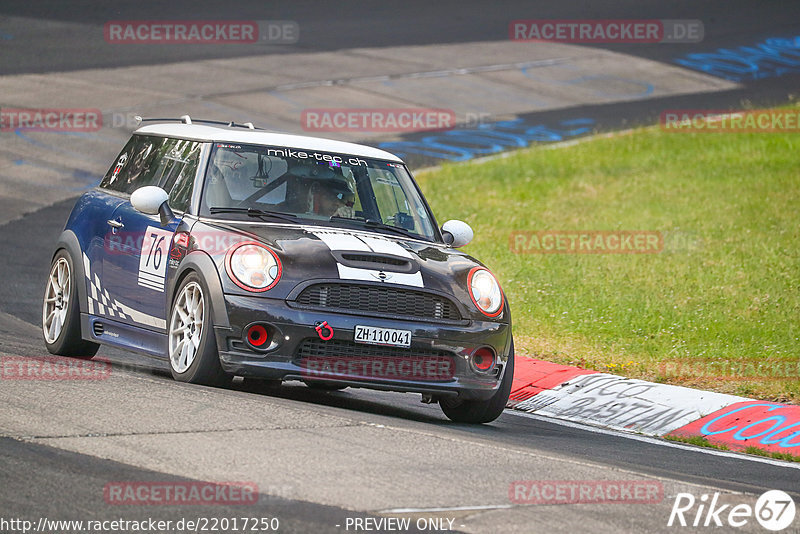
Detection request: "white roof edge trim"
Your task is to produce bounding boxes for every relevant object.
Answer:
[133,123,404,162]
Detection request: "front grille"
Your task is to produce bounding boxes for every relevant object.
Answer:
[293,283,462,321]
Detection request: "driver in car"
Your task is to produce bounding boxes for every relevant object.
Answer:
[310,178,356,218]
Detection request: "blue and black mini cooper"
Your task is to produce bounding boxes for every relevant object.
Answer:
[43,117,513,423]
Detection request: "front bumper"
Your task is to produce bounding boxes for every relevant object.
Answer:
[215,294,512,401]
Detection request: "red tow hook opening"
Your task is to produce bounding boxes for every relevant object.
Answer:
[246,323,270,350]
[471,347,496,373]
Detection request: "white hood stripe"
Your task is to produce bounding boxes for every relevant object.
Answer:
[310,230,424,288]
[312,231,372,252]
[337,265,424,287]
[359,236,413,258]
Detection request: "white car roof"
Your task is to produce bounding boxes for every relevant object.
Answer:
[134,122,403,162]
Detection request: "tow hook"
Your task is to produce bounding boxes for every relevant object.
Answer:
[314,321,334,341]
[421,394,438,404]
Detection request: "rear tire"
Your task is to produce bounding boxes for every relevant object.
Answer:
[440,337,515,424]
[168,273,229,386]
[42,250,99,358]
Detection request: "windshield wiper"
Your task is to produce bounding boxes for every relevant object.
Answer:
[329,215,367,223]
[329,215,418,239]
[209,207,298,223]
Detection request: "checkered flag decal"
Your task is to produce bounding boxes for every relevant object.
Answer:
[83,255,128,320]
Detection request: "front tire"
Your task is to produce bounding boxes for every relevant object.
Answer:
[168,273,229,386]
[440,338,515,424]
[42,250,99,358]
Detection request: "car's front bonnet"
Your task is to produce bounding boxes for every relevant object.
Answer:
[189,219,502,321]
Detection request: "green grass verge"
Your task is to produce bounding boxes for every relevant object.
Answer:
[415,108,800,402]
[742,446,800,462]
[665,435,800,462]
[664,434,729,451]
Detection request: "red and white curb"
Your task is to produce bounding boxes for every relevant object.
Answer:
[507,357,800,455]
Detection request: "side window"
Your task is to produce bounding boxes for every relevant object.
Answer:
[133,137,183,191]
[100,135,153,193]
[368,168,428,233]
[370,169,408,217]
[100,136,201,213]
[99,135,162,194]
[158,140,202,213]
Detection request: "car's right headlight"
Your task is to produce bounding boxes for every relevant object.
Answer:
[225,242,281,292]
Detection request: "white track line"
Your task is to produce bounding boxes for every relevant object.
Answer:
[505,409,800,470]
[379,504,514,514]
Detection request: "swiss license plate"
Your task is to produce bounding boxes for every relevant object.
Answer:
[354,325,411,348]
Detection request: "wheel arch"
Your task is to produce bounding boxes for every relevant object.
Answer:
[169,251,230,329]
[53,230,89,315]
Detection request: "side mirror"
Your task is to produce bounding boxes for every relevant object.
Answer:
[130,186,174,226]
[441,220,473,248]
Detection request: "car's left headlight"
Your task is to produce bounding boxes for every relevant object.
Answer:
[225,242,282,292]
[468,267,504,317]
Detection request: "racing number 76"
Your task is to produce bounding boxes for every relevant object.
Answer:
[146,233,165,270]
[137,226,172,290]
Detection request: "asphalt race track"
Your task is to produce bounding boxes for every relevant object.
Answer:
[2,0,799,74]
[1,2,799,533]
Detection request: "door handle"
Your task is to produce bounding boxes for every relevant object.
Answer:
[107,219,124,229]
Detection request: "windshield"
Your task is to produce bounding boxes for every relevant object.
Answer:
[200,143,437,240]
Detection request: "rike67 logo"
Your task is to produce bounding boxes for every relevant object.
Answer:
[668,490,796,531]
